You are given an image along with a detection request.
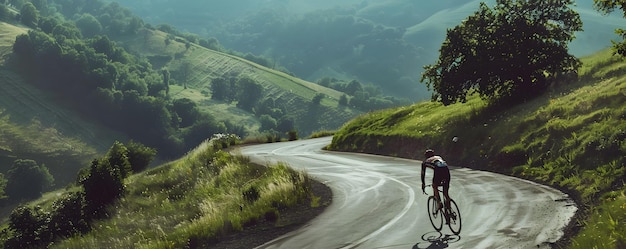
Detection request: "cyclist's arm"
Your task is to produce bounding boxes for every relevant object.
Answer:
[420,162,428,187]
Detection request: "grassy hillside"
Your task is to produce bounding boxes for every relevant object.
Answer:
[329,48,626,248]
[0,23,122,185]
[0,137,326,248]
[116,29,362,136]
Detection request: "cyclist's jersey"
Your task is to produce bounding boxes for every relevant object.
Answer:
[426,156,450,187]
[425,156,448,168]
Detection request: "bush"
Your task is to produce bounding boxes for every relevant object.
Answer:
[126,140,157,173]
[4,205,48,248]
[1,192,90,248]
[48,192,90,238]
[105,141,132,179]
[288,130,298,141]
[80,159,125,219]
[5,159,54,200]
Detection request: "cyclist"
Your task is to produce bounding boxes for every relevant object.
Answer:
[421,149,451,218]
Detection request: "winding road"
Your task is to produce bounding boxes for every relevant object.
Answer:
[236,137,577,249]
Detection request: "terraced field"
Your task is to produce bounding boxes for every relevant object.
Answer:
[118,29,362,135]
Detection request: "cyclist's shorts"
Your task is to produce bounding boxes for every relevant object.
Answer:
[433,166,450,188]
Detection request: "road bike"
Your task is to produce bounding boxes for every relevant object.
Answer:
[424,185,462,235]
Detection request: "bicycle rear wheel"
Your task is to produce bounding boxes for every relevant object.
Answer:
[447,199,462,235]
[427,196,443,231]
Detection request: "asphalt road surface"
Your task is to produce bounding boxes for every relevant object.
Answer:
[236,137,577,249]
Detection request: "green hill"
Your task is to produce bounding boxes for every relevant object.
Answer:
[329,48,626,248]
[0,17,336,247]
[0,16,356,223]
[115,28,362,137]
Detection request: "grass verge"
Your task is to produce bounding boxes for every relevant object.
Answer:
[14,138,319,249]
[329,48,626,247]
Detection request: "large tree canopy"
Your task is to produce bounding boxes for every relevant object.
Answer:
[594,0,626,56]
[421,0,582,105]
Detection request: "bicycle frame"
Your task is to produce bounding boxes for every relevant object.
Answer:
[424,184,462,234]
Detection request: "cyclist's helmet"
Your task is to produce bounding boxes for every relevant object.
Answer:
[424,149,435,158]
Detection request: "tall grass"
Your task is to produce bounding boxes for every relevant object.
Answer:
[330,48,626,247]
[53,138,312,248]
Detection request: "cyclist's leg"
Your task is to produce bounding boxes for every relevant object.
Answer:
[441,169,451,210]
[433,168,445,210]
[442,181,451,210]
[432,182,442,210]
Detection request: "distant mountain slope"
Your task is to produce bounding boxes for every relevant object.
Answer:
[402,0,626,58]
[112,0,626,100]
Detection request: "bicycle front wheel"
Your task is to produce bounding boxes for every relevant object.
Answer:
[447,199,462,235]
[427,196,443,231]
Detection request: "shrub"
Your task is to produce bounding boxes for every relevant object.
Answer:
[126,140,157,173]
[48,191,90,238]
[288,130,298,141]
[3,205,48,248]
[5,159,54,200]
[105,141,132,179]
[80,159,125,219]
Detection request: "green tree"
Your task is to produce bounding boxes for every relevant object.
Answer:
[5,159,54,200]
[90,35,114,59]
[80,158,124,219]
[349,90,369,109]
[339,94,348,106]
[199,37,222,51]
[38,16,61,34]
[52,22,82,40]
[421,0,582,105]
[105,141,132,179]
[4,206,47,248]
[259,114,277,132]
[236,77,263,111]
[162,68,170,95]
[20,2,38,27]
[345,80,363,95]
[211,77,230,102]
[594,0,626,56]
[172,98,200,127]
[179,60,192,89]
[312,93,325,105]
[0,4,12,21]
[125,140,157,173]
[48,191,89,238]
[127,16,144,35]
[183,117,226,150]
[75,13,102,37]
[277,117,295,133]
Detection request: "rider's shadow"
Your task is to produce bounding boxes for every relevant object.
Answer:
[412,231,461,249]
